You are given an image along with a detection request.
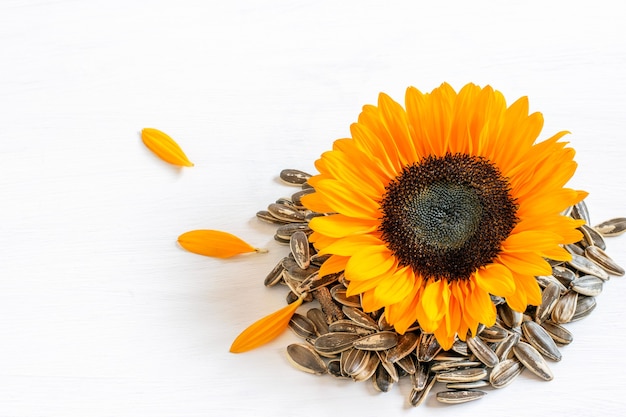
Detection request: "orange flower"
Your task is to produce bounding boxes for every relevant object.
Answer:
[302,83,586,349]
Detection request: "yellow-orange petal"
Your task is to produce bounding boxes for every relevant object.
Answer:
[141,128,194,167]
[473,263,515,297]
[178,230,265,258]
[229,297,303,353]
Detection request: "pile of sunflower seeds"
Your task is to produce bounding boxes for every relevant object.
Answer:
[256,169,625,406]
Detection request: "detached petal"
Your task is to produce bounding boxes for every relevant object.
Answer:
[230,297,303,353]
[141,128,194,167]
[178,230,265,258]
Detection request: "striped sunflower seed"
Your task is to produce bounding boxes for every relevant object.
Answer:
[489,358,523,388]
[584,246,625,276]
[594,217,626,237]
[521,320,562,361]
[286,343,327,375]
[436,390,486,404]
[570,275,604,297]
[279,169,312,185]
[513,341,553,381]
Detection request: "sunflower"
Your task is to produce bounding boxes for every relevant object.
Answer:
[302,82,587,350]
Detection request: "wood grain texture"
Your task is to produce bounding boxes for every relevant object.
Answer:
[1,1,625,416]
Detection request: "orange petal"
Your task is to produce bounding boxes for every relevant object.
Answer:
[229,297,303,353]
[178,230,265,258]
[141,128,194,167]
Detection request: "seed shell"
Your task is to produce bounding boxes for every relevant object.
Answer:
[353,331,398,351]
[436,368,488,383]
[436,390,486,404]
[512,341,553,381]
[467,335,499,368]
[314,332,361,355]
[489,358,523,389]
[594,217,626,237]
[409,373,436,407]
[584,246,624,276]
[279,169,312,185]
[521,320,562,361]
[570,275,604,297]
[286,343,327,375]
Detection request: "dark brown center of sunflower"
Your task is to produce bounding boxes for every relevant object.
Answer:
[379,153,518,281]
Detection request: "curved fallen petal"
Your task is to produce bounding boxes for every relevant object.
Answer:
[230,297,304,353]
[178,230,265,258]
[141,127,194,167]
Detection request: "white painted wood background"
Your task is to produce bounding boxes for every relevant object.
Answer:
[1,1,625,416]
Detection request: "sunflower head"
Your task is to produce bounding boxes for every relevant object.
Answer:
[302,82,587,349]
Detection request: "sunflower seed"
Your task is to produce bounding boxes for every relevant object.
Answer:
[535,282,561,323]
[416,333,442,362]
[291,188,315,207]
[327,359,348,379]
[512,341,553,381]
[584,246,624,276]
[540,320,573,345]
[436,390,486,404]
[594,217,626,237]
[341,306,379,331]
[352,351,380,382]
[536,275,569,294]
[341,347,371,377]
[489,358,523,388]
[571,200,590,224]
[256,210,289,224]
[372,362,395,392]
[565,243,585,256]
[286,343,327,375]
[479,324,509,343]
[330,285,361,307]
[430,360,482,372]
[409,373,436,407]
[328,319,374,335]
[550,291,578,324]
[411,361,430,391]
[268,203,306,223]
[451,339,469,356]
[446,380,490,389]
[385,332,419,363]
[552,266,577,287]
[297,271,340,293]
[309,253,331,267]
[571,295,597,321]
[289,313,318,339]
[354,331,398,351]
[396,354,417,375]
[376,351,399,383]
[279,169,312,185]
[498,303,523,329]
[264,261,285,287]
[570,275,604,296]
[567,253,610,280]
[285,264,319,282]
[275,222,311,239]
[437,368,488,383]
[579,224,606,250]
[314,332,361,355]
[495,331,520,361]
[289,231,310,270]
[466,336,499,368]
[306,308,329,335]
[521,320,562,361]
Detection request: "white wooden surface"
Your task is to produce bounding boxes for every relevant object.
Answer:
[1,1,625,416]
